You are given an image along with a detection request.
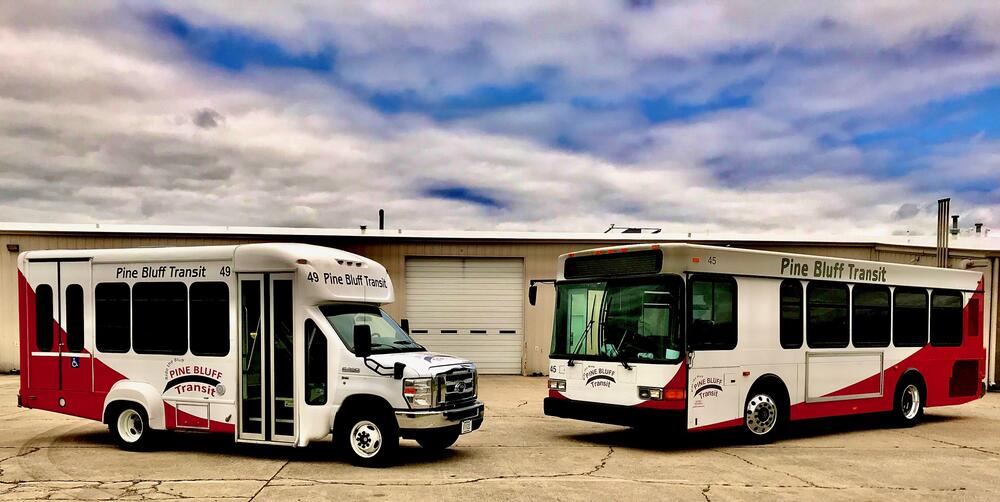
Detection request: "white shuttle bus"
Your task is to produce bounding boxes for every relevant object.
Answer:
[17,243,483,466]
[534,243,985,440]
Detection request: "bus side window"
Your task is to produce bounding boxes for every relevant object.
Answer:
[133,282,188,355]
[779,280,803,349]
[305,319,328,405]
[894,287,928,347]
[96,283,130,353]
[852,284,890,348]
[688,275,737,350]
[35,284,54,352]
[930,290,963,347]
[65,284,85,352]
[190,282,230,356]
[806,281,849,349]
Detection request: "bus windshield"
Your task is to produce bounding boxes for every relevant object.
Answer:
[320,304,425,354]
[551,276,683,364]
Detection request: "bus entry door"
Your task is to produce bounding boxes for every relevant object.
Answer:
[686,356,740,430]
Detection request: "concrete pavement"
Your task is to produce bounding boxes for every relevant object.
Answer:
[1,375,999,501]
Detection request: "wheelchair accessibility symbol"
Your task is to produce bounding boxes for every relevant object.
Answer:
[70,357,79,368]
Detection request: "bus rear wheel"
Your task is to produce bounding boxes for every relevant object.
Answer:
[109,404,152,451]
[743,391,782,443]
[892,379,924,427]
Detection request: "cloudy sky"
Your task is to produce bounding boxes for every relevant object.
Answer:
[1,1,998,235]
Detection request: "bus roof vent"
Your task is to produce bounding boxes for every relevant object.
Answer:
[565,250,662,279]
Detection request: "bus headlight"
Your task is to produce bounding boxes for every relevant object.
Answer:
[403,378,435,408]
[638,387,663,400]
[548,379,567,391]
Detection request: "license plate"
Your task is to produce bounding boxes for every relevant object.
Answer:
[461,419,473,434]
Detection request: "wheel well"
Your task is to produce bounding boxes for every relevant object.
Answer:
[334,394,395,430]
[103,400,147,425]
[748,374,790,416]
[896,370,926,400]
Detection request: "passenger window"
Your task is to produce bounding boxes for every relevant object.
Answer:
[96,283,131,353]
[930,290,963,347]
[65,284,85,352]
[34,284,54,352]
[305,320,328,405]
[190,282,230,356]
[894,287,928,347]
[688,275,737,350]
[133,282,188,355]
[852,284,890,348]
[779,280,803,349]
[807,281,848,348]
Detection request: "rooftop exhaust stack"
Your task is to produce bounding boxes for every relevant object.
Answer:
[950,215,960,236]
[379,209,385,230]
[936,198,950,268]
[975,223,983,235]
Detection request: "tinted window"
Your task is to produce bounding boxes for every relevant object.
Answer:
[852,284,890,348]
[35,284,53,352]
[807,282,849,348]
[688,275,737,350]
[305,320,328,405]
[930,290,963,347]
[96,283,130,353]
[190,282,230,356]
[65,284,84,352]
[780,280,803,349]
[133,282,187,355]
[894,288,928,347]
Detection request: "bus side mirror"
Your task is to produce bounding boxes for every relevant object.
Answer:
[354,324,372,358]
[400,318,410,334]
[528,284,537,306]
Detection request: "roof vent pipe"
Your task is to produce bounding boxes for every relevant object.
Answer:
[379,209,385,230]
[936,198,950,268]
[950,215,960,235]
[975,223,983,235]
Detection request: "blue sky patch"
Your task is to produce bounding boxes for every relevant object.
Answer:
[424,185,505,209]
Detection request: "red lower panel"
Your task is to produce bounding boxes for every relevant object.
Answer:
[20,389,105,422]
[28,356,59,390]
[164,403,235,434]
[61,355,93,393]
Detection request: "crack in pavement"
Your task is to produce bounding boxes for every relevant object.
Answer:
[701,484,711,502]
[904,432,1000,458]
[712,448,830,489]
[249,460,289,502]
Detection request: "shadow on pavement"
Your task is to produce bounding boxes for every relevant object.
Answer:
[562,412,965,452]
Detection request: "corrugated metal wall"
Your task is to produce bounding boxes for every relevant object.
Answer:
[1,231,997,380]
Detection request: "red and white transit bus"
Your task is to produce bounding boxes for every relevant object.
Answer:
[534,243,986,440]
[17,243,483,466]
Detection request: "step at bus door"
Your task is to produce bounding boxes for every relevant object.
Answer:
[237,273,296,443]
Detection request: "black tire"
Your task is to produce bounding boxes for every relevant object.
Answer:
[742,388,784,443]
[415,428,461,451]
[892,378,924,427]
[108,404,153,451]
[337,410,399,467]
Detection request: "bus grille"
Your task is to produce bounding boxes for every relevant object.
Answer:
[439,368,477,406]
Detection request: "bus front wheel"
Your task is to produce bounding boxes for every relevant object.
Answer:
[337,410,399,467]
[743,390,783,443]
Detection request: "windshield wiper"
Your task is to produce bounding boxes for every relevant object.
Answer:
[614,330,633,371]
[567,296,601,367]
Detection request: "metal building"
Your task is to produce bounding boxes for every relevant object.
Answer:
[1,223,998,385]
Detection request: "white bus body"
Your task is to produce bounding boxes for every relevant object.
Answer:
[541,243,985,438]
[17,243,483,465]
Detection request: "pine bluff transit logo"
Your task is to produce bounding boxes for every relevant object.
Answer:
[163,360,225,397]
[582,366,616,388]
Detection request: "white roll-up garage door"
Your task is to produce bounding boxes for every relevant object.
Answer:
[405,257,523,374]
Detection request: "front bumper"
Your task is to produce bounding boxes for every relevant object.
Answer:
[544,397,684,428]
[395,401,484,431]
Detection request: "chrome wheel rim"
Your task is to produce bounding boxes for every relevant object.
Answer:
[745,394,778,435]
[117,409,143,443]
[901,384,921,420]
[350,420,382,459]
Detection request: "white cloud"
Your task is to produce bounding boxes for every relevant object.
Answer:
[0,1,997,236]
